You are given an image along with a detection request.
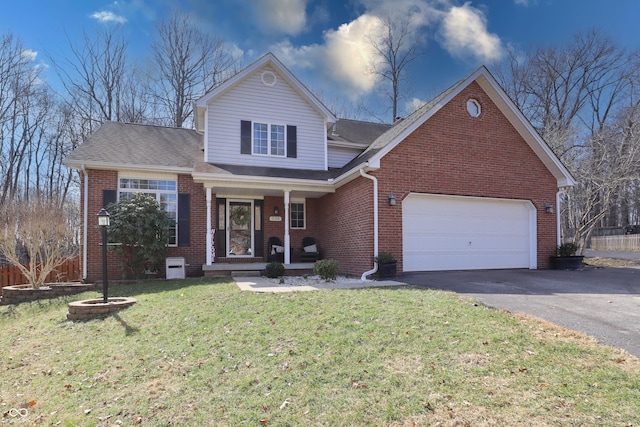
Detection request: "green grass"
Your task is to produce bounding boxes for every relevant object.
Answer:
[1,278,639,426]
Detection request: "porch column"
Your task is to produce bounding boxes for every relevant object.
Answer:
[206,187,213,265]
[284,190,291,264]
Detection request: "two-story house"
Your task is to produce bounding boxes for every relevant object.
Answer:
[64,53,574,283]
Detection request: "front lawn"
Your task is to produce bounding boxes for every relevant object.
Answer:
[1,278,638,426]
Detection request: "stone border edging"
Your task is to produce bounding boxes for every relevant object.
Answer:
[1,283,96,305]
[67,297,138,320]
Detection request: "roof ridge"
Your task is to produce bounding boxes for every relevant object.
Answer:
[107,120,198,132]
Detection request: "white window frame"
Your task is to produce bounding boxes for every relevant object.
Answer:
[290,200,306,229]
[118,177,178,247]
[252,121,286,157]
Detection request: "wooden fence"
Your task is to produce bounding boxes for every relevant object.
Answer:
[0,257,81,290]
[590,235,640,252]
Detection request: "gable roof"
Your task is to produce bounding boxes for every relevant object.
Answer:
[194,53,337,131]
[329,119,392,147]
[63,121,202,173]
[339,66,575,188]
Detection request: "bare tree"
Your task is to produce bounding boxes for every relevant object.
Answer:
[495,29,640,252]
[368,15,424,122]
[50,26,136,130]
[0,200,77,288]
[0,32,51,206]
[565,106,640,251]
[150,10,238,128]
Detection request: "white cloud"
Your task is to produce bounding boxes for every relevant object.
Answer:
[255,0,308,36]
[271,0,505,99]
[21,49,38,61]
[441,3,503,62]
[271,14,385,99]
[91,11,127,24]
[322,14,385,95]
[406,97,427,113]
[514,0,530,5]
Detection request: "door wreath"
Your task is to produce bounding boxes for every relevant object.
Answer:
[231,205,250,226]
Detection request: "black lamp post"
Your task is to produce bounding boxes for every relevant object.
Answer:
[97,208,110,303]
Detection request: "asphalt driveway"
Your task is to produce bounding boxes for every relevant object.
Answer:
[401,267,640,358]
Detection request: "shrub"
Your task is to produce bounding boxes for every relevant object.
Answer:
[0,200,76,289]
[265,262,285,278]
[374,252,396,264]
[557,242,578,257]
[106,193,173,278]
[314,259,338,281]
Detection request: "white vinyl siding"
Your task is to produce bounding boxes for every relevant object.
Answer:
[328,146,363,168]
[206,65,327,170]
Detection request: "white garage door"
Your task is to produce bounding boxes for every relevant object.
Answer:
[402,194,536,271]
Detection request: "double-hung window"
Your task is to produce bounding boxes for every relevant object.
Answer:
[253,122,285,156]
[290,201,305,229]
[118,178,178,246]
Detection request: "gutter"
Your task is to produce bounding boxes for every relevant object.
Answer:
[359,167,378,281]
[81,164,88,281]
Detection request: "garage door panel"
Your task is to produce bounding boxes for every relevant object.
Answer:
[402,194,535,271]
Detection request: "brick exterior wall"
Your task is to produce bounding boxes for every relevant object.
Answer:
[319,81,558,275]
[80,82,559,280]
[82,170,206,283]
[318,176,375,276]
[263,196,321,262]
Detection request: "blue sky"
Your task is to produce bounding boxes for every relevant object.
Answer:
[1,0,639,121]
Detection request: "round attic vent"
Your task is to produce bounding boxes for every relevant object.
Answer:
[261,71,277,86]
[466,99,481,117]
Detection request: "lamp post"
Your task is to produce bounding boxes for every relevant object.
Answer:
[97,208,110,303]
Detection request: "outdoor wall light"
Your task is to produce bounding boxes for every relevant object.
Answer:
[273,206,280,216]
[388,193,396,206]
[545,203,554,214]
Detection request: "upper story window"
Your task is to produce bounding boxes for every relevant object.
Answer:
[253,122,285,156]
[241,120,297,159]
[119,178,178,246]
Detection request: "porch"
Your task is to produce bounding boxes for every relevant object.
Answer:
[202,261,315,277]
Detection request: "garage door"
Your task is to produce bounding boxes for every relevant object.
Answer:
[402,194,536,271]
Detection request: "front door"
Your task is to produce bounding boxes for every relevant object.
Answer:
[228,200,253,256]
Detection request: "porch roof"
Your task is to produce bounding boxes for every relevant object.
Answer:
[192,161,340,198]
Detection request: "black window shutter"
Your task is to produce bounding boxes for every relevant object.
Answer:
[241,120,252,154]
[287,125,297,158]
[177,193,190,247]
[103,189,117,209]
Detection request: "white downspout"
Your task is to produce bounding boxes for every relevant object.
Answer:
[284,190,291,265]
[81,164,88,281]
[556,189,563,246]
[359,168,378,281]
[206,187,213,265]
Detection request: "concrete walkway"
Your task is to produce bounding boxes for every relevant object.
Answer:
[233,276,406,293]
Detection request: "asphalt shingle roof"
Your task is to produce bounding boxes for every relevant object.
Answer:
[64,121,202,169]
[328,119,391,146]
[65,118,392,178]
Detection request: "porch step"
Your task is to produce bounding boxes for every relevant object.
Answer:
[203,262,315,278]
[231,271,261,277]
